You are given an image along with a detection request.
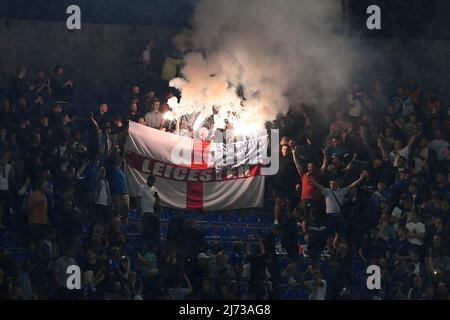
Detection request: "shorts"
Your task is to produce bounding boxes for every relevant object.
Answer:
[273,185,291,199]
[327,213,348,235]
[297,199,318,218]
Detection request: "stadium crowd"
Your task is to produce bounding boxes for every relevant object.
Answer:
[0,40,449,300]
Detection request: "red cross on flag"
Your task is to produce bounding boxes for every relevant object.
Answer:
[125,122,266,210]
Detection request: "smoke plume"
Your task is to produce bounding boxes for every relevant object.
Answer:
[170,0,362,133]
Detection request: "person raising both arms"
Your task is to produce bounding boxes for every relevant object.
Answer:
[291,144,326,232]
[307,171,366,253]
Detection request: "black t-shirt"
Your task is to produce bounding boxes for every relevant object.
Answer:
[33,78,51,100]
[372,162,395,186]
[408,287,424,300]
[167,216,186,245]
[95,112,113,128]
[86,243,109,259]
[281,216,299,256]
[185,262,208,291]
[440,159,450,172]
[62,208,83,239]
[327,145,350,161]
[127,112,141,123]
[361,238,388,261]
[395,239,412,258]
[47,110,64,128]
[26,143,44,162]
[83,259,103,274]
[34,125,52,146]
[15,126,31,149]
[274,155,298,188]
[183,227,206,256]
[249,255,266,284]
[260,231,276,257]
[360,178,377,198]
[9,76,27,101]
[50,77,71,101]
[160,262,183,289]
[0,110,14,130]
[13,107,32,124]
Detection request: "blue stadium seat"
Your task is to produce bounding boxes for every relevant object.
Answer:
[219,228,233,240]
[128,209,141,222]
[239,228,252,239]
[8,249,29,264]
[160,225,168,237]
[246,213,260,224]
[207,212,222,223]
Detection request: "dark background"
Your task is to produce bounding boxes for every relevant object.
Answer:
[1,0,450,38]
[0,0,194,28]
[1,0,450,100]
[347,0,450,39]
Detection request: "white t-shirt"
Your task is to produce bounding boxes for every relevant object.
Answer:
[0,163,11,191]
[95,180,108,206]
[429,139,449,162]
[144,112,163,129]
[308,279,327,300]
[390,146,410,167]
[347,94,363,118]
[55,145,70,172]
[406,221,425,246]
[139,184,157,213]
[391,207,403,231]
[322,187,349,214]
[141,48,151,65]
[349,103,363,118]
[134,294,144,300]
[54,256,77,288]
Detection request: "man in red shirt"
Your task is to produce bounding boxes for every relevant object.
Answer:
[292,146,327,232]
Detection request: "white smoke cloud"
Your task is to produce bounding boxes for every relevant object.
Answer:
[170,0,362,133]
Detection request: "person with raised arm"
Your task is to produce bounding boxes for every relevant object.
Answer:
[308,171,366,252]
[291,145,324,231]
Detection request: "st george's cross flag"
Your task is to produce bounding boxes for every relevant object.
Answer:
[124,122,266,211]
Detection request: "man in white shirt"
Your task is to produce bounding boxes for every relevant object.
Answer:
[406,211,425,248]
[390,134,417,168]
[309,172,365,250]
[300,266,327,300]
[140,40,155,83]
[138,175,160,243]
[144,100,163,129]
[429,129,449,162]
[141,40,153,67]
[93,167,112,224]
[53,246,78,299]
[0,152,12,229]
